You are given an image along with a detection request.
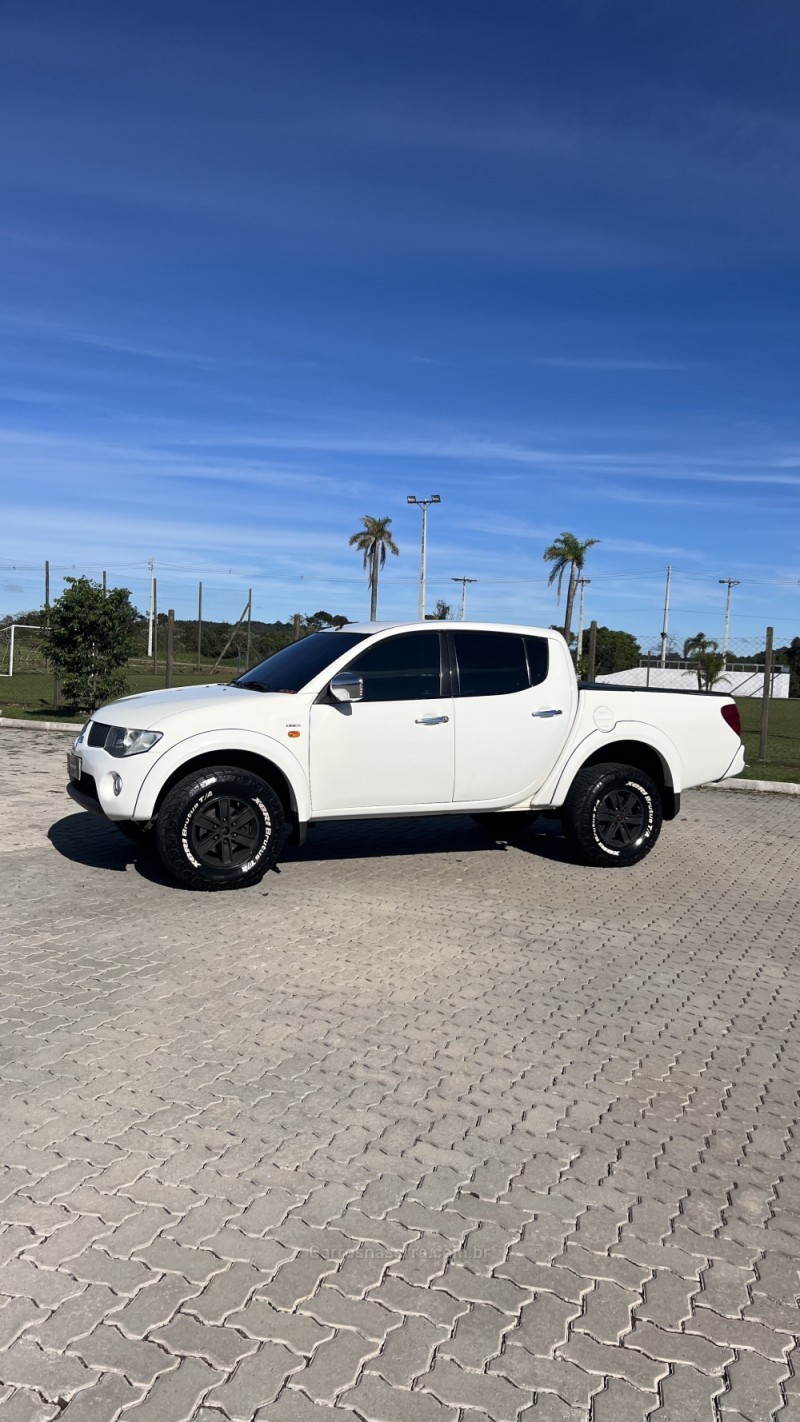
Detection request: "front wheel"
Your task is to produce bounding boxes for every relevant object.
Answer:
[561,763,662,867]
[156,766,286,891]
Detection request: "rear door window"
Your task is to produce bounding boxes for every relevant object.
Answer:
[453,632,549,696]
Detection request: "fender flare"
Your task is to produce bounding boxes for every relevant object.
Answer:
[540,720,683,808]
[132,729,311,822]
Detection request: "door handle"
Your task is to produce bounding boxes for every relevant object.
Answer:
[415,715,450,725]
[532,708,563,718]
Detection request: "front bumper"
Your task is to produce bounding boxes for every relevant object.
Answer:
[66,742,151,821]
[67,780,107,818]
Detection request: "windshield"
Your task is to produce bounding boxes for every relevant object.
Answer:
[233,631,370,693]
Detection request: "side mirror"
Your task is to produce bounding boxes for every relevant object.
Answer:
[330,671,364,703]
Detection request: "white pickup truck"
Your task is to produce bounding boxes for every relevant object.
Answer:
[66,621,745,890]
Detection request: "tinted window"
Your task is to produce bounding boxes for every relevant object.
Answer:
[348,633,442,702]
[454,632,548,697]
[524,636,549,688]
[235,631,368,693]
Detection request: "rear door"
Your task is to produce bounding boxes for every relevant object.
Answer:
[309,630,454,813]
[451,630,574,803]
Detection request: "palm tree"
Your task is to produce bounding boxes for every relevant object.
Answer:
[543,532,600,643]
[683,632,726,691]
[348,516,399,621]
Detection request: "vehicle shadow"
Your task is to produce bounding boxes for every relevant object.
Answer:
[48,810,574,882]
[286,814,573,864]
[48,814,175,886]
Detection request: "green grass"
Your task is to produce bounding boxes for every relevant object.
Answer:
[0,663,240,722]
[3,666,798,784]
[736,697,800,783]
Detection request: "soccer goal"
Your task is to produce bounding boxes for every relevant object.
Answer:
[0,624,45,676]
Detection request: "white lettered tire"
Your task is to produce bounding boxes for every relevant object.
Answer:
[561,762,662,867]
[155,766,286,891]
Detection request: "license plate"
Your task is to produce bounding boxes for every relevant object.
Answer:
[67,752,81,782]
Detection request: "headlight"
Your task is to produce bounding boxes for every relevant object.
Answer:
[104,727,163,757]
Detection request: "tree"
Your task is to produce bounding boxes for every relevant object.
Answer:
[426,599,452,620]
[348,516,399,620]
[543,532,599,643]
[683,632,727,691]
[593,627,641,676]
[41,576,138,711]
[302,610,350,634]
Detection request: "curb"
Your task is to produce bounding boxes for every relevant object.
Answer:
[0,716,83,732]
[701,777,800,797]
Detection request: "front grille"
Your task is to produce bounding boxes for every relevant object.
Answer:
[88,721,111,747]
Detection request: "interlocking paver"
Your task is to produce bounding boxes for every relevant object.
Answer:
[0,1338,98,1400]
[2,733,800,1422]
[205,1342,305,1417]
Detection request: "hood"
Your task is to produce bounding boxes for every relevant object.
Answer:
[93,682,298,731]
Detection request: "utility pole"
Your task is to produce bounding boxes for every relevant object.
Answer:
[152,578,158,674]
[407,494,441,619]
[575,578,591,665]
[196,581,203,672]
[165,610,174,688]
[246,589,252,667]
[147,560,155,658]
[102,570,107,597]
[45,560,50,619]
[587,620,598,682]
[451,576,477,621]
[759,626,774,763]
[719,577,741,658]
[660,564,672,668]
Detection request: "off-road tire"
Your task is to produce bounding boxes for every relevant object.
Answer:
[155,765,286,891]
[561,762,662,867]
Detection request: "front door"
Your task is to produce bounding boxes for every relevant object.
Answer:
[310,631,454,814]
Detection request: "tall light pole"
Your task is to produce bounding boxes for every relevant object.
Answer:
[451,576,477,621]
[147,559,155,658]
[660,564,672,668]
[575,578,591,664]
[407,494,441,619]
[719,578,740,658]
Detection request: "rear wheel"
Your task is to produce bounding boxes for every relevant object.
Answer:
[561,762,662,867]
[155,766,286,891]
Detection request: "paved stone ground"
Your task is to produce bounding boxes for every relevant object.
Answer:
[1,727,800,1422]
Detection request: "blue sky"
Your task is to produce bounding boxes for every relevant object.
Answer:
[2,0,799,647]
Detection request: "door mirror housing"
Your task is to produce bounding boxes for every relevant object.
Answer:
[330,672,364,703]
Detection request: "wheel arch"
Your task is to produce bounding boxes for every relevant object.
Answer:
[132,732,311,828]
[547,729,682,820]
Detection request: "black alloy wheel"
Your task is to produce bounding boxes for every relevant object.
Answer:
[561,761,663,867]
[187,792,262,869]
[156,765,286,890]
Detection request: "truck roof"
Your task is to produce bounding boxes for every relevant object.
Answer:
[331,621,558,636]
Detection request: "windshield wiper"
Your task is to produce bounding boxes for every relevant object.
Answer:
[231,679,273,692]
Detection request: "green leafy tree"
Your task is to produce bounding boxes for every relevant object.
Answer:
[593,627,641,676]
[348,516,399,620]
[543,532,599,642]
[426,599,453,620]
[41,576,138,712]
[302,610,350,634]
[683,632,727,691]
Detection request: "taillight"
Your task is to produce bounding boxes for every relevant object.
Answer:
[721,702,741,737]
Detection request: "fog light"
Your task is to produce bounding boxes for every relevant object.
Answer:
[112,774,123,797]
